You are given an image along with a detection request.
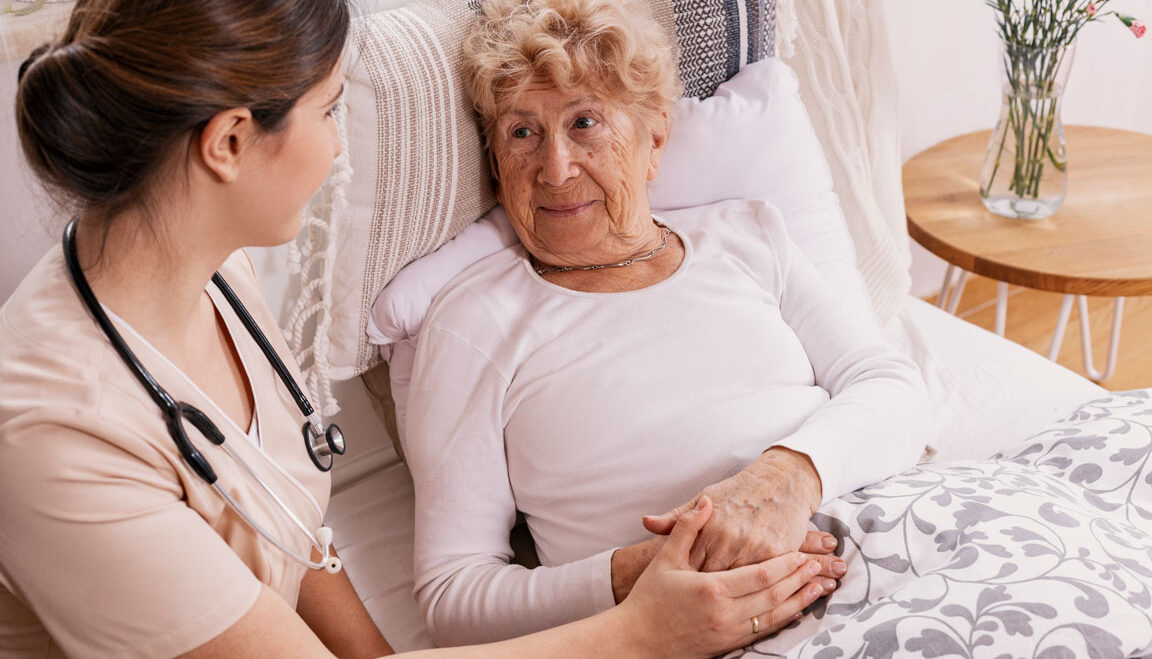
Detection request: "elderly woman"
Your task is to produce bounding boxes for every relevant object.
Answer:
[404,0,930,646]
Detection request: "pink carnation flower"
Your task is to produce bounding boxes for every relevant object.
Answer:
[1117,13,1146,38]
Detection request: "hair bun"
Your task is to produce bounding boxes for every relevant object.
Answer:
[16,0,349,221]
[17,43,53,83]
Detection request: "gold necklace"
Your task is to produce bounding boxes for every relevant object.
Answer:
[533,221,673,275]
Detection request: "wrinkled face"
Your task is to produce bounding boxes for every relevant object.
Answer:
[491,77,667,266]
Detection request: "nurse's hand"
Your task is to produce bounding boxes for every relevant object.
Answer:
[610,529,839,604]
[642,447,842,575]
[615,496,830,657]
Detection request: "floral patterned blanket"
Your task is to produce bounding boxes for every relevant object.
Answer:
[729,390,1152,658]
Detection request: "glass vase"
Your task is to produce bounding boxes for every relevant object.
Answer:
[979,41,1076,220]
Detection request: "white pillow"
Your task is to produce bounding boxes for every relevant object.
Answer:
[652,56,870,316]
[367,207,518,347]
[369,56,872,448]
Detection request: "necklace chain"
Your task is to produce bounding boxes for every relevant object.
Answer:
[533,222,673,275]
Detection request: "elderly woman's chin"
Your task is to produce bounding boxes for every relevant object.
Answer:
[522,204,614,257]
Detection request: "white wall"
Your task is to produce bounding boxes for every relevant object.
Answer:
[1,56,58,303]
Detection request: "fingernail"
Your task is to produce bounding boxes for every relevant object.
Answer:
[694,497,707,512]
[822,535,837,550]
[831,560,847,577]
[808,583,823,597]
[794,552,806,567]
[807,560,820,576]
[821,578,837,592]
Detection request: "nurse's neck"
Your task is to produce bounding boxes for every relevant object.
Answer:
[76,192,240,363]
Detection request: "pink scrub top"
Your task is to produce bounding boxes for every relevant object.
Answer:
[0,247,331,658]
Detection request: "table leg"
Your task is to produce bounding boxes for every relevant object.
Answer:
[1075,296,1125,383]
[935,265,970,314]
[994,282,1009,337]
[947,271,970,315]
[935,266,954,308]
[1047,294,1075,361]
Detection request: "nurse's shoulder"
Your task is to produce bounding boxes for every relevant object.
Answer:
[0,246,123,416]
[0,245,258,456]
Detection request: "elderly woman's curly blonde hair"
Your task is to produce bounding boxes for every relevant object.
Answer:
[465,0,681,149]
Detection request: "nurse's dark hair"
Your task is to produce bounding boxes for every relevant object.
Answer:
[15,0,350,218]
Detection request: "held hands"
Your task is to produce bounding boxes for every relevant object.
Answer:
[616,496,833,658]
[643,447,840,574]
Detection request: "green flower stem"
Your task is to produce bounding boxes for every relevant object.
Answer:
[986,38,1069,201]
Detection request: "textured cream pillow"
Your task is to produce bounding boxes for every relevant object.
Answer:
[287,0,779,409]
[287,1,494,398]
[777,0,911,324]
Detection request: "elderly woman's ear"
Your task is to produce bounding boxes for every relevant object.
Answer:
[646,110,671,182]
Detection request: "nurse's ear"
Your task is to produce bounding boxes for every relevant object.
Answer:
[197,108,257,184]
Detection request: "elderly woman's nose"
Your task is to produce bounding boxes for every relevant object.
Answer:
[537,135,580,186]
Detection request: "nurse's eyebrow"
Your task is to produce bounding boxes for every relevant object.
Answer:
[326,84,345,106]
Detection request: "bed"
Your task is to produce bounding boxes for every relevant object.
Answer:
[270,0,1145,654]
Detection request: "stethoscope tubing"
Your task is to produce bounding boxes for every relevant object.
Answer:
[62,221,181,415]
[62,218,343,573]
[211,272,316,419]
[219,439,323,550]
[211,482,337,573]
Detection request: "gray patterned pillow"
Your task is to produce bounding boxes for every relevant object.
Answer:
[288,0,777,390]
[728,389,1152,658]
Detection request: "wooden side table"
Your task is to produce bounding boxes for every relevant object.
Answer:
[903,126,1152,382]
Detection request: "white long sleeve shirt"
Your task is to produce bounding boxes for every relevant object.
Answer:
[406,199,929,645]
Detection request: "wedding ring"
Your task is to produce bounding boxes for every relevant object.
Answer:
[751,615,760,635]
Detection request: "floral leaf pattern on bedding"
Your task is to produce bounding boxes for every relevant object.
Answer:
[726,390,1152,658]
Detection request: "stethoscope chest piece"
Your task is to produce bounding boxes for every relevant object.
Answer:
[303,421,346,472]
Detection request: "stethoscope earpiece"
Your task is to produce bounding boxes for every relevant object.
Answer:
[317,525,341,574]
[317,525,334,547]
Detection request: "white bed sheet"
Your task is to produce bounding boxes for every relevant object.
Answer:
[329,462,433,652]
[326,295,1105,652]
[892,297,1104,462]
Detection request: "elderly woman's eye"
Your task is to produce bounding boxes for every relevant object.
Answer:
[573,116,597,129]
[512,126,533,139]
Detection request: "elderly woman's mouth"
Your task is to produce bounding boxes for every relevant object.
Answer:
[537,201,596,217]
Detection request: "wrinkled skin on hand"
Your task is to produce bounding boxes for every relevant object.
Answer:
[643,447,828,572]
[618,496,834,658]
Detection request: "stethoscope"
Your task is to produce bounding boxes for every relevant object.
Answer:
[62,219,347,574]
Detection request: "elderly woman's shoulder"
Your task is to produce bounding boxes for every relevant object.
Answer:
[659,198,791,248]
[659,197,784,228]
[423,243,535,334]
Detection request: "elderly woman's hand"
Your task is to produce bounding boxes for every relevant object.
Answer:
[616,496,832,658]
[643,447,845,577]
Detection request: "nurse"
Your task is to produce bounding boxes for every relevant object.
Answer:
[0,0,835,656]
